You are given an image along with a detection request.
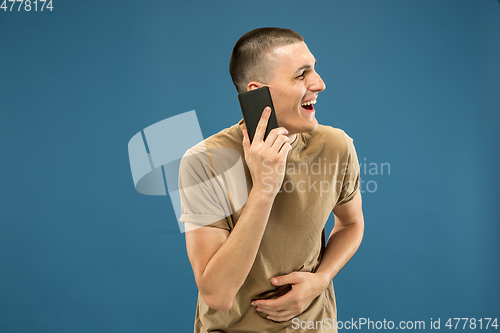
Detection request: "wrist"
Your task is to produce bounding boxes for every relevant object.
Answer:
[247,186,277,207]
[250,182,279,200]
[314,271,332,292]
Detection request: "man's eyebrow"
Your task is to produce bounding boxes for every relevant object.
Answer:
[295,60,317,74]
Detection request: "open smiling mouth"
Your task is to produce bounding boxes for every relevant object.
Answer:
[301,99,316,112]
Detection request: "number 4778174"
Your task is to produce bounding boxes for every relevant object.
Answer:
[1,0,53,11]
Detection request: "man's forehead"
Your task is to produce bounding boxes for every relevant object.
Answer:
[269,42,316,70]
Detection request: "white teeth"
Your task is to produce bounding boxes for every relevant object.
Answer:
[301,100,317,106]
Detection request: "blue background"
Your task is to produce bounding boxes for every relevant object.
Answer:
[1,0,499,332]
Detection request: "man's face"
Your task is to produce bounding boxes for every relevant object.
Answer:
[255,41,326,136]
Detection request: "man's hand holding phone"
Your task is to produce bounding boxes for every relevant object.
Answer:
[240,107,291,198]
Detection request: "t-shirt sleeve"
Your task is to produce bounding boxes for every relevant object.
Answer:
[177,146,231,231]
[336,131,360,206]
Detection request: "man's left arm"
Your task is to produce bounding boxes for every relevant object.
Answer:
[251,190,364,322]
[316,189,364,286]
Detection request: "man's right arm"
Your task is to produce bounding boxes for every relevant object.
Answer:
[184,107,290,311]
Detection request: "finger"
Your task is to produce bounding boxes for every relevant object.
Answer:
[271,272,302,286]
[252,107,271,143]
[277,142,292,159]
[269,135,290,155]
[253,293,294,312]
[257,307,294,317]
[256,307,282,316]
[263,127,289,149]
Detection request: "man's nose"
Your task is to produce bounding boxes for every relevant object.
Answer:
[309,71,326,92]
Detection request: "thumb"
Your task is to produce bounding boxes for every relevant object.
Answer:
[241,128,250,153]
[271,272,301,286]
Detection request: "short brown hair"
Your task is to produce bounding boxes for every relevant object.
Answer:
[229,27,304,93]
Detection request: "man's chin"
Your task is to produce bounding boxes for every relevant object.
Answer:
[310,121,319,132]
[299,111,318,131]
[307,121,319,133]
[303,118,319,132]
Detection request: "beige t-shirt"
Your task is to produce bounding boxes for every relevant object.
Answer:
[178,120,360,333]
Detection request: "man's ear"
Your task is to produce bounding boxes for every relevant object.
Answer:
[246,81,264,91]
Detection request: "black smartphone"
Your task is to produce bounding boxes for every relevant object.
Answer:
[238,86,279,143]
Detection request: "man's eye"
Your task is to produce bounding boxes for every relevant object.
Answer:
[296,73,305,80]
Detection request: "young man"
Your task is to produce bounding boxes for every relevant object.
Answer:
[178,27,364,332]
